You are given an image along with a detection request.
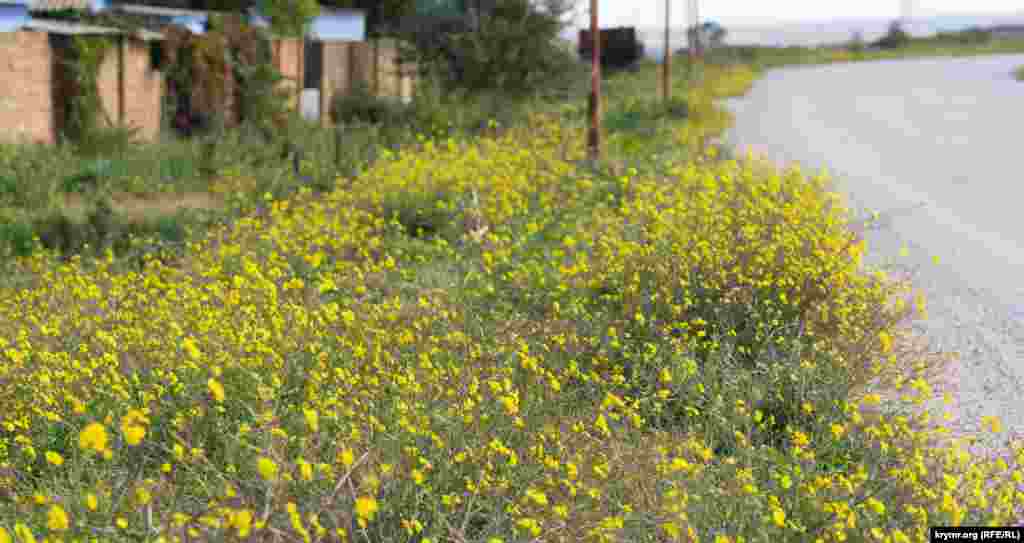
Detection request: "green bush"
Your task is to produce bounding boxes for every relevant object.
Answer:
[1015,65,1024,81]
[873,20,911,49]
[0,217,36,258]
[62,158,113,193]
[390,0,584,100]
[330,80,409,126]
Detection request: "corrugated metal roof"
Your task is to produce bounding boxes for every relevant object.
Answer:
[22,17,162,39]
[27,0,95,11]
[112,3,205,18]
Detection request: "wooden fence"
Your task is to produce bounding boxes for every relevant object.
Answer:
[310,38,419,125]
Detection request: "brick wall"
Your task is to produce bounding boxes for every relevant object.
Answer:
[0,31,56,145]
[122,40,162,141]
[96,37,163,142]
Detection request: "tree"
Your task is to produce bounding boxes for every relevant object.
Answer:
[873,20,910,49]
[257,0,320,37]
[386,0,584,98]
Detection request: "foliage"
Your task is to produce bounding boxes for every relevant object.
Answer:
[323,0,415,37]
[0,53,1023,541]
[0,65,1021,541]
[161,15,292,137]
[873,19,912,49]
[60,37,111,141]
[1015,65,1024,81]
[389,0,583,99]
[330,80,409,126]
[257,0,320,37]
[936,27,993,45]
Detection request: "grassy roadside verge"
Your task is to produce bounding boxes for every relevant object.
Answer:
[706,37,1024,70]
[1,55,1023,542]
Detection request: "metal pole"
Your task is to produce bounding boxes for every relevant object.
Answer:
[662,0,671,102]
[587,0,602,161]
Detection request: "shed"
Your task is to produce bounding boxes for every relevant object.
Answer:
[0,15,164,145]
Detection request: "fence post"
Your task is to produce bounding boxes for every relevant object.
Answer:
[319,42,329,126]
[373,39,380,96]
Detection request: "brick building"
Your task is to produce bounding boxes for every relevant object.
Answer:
[0,1,164,145]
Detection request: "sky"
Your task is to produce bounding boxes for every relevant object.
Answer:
[561,1,1024,30]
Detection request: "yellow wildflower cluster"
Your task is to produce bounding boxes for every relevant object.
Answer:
[0,64,1020,542]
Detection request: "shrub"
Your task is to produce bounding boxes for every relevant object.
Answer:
[0,216,36,258]
[874,20,911,49]
[1015,65,1024,81]
[330,80,409,126]
[389,0,584,100]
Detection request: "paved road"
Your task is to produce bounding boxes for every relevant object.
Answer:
[720,54,1024,459]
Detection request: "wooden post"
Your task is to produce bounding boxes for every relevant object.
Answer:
[319,42,329,126]
[662,0,671,102]
[587,0,601,162]
[373,39,380,96]
[117,34,125,125]
[296,37,303,112]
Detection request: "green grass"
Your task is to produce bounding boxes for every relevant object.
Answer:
[699,36,1024,71]
[2,40,1024,541]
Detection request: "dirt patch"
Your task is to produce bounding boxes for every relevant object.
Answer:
[59,191,225,223]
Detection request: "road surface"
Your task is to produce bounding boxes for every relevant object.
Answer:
[720,54,1024,461]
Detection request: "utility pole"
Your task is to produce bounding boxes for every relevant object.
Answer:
[662,0,671,102]
[587,0,602,162]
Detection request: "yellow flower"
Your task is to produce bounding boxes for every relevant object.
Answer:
[123,424,146,446]
[299,458,314,482]
[116,517,128,529]
[304,408,319,432]
[47,504,70,531]
[516,518,542,537]
[45,451,64,466]
[0,527,9,543]
[13,523,35,543]
[771,508,786,528]
[525,488,548,506]
[85,493,98,511]
[865,497,885,515]
[791,431,810,448]
[257,457,279,482]
[982,416,1003,434]
[355,496,379,522]
[78,422,108,453]
[207,379,225,403]
[878,331,893,353]
[339,447,355,468]
[135,486,152,506]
